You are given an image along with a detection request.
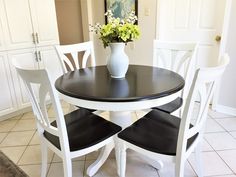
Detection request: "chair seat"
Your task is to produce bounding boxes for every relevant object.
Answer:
[153,97,183,114]
[44,109,121,152]
[118,109,198,155]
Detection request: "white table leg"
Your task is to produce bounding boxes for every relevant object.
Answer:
[86,111,133,176]
[109,111,133,129]
[87,141,114,177]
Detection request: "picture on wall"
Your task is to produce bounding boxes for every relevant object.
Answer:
[105,0,138,23]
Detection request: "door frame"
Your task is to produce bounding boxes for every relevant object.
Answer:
[212,0,236,116]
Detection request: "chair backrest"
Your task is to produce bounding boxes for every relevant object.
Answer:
[55,41,96,73]
[12,58,70,153]
[176,54,230,160]
[153,40,198,99]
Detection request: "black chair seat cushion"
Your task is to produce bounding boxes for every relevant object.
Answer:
[118,109,198,156]
[153,97,183,114]
[44,109,121,152]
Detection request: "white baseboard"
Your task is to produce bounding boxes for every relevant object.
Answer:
[213,104,236,116]
[0,107,32,122]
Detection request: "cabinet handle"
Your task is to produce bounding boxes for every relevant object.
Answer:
[32,33,36,44]
[35,33,39,44]
[35,51,38,62]
[38,51,42,61]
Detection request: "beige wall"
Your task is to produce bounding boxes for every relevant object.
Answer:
[91,0,157,66]
[55,0,84,45]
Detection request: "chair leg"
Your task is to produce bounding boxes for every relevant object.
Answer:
[175,159,185,177]
[62,157,72,177]
[40,140,48,177]
[195,143,203,177]
[120,145,127,177]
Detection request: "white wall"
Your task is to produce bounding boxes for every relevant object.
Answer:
[91,0,157,66]
[217,0,236,113]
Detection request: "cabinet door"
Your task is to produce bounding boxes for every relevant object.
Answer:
[8,48,39,109]
[0,0,6,51]
[2,0,35,50]
[30,0,59,47]
[38,46,63,83]
[0,52,17,116]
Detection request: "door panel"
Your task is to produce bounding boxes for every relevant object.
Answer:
[0,53,17,116]
[38,46,63,83]
[158,0,226,67]
[2,0,35,50]
[8,49,38,108]
[30,0,59,47]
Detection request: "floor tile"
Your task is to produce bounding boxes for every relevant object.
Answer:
[0,120,18,132]
[29,131,40,145]
[229,131,236,139]
[0,132,7,143]
[85,156,159,177]
[47,161,84,177]
[188,151,233,176]
[0,131,34,147]
[218,150,236,173]
[136,110,148,119]
[158,161,196,177]
[19,164,49,177]
[1,146,26,163]
[86,150,100,160]
[205,118,225,133]
[21,111,35,120]
[18,145,53,165]
[8,114,23,120]
[216,118,236,131]
[204,132,236,150]
[208,109,232,119]
[60,100,70,108]
[11,119,36,131]
[201,138,214,152]
[99,111,110,120]
[52,153,85,163]
[210,175,236,177]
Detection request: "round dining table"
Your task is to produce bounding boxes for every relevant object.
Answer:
[55,65,185,176]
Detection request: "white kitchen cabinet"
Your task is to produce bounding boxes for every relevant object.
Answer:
[0,0,6,51]
[8,48,39,109]
[0,52,17,116]
[30,0,59,47]
[1,0,35,50]
[1,0,59,50]
[38,46,63,83]
[0,0,60,118]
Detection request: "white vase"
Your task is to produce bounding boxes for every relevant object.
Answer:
[107,42,129,78]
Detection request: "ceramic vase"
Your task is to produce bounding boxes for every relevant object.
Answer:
[107,42,129,78]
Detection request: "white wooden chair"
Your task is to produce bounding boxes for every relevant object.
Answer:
[55,41,96,73]
[152,40,198,116]
[55,41,97,112]
[118,54,230,177]
[12,59,121,177]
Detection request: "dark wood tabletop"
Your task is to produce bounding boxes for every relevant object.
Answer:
[55,65,185,102]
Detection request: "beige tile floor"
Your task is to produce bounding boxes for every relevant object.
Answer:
[1,102,236,177]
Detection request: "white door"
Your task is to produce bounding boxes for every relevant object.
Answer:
[1,0,35,50]
[157,0,226,67]
[8,48,39,109]
[38,46,63,83]
[30,0,59,47]
[0,52,17,116]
